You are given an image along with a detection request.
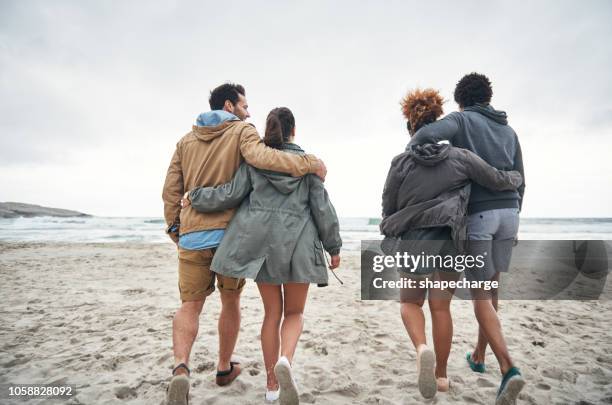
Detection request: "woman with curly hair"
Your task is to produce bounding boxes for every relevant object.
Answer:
[380,88,523,399]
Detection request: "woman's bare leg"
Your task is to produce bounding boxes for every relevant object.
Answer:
[400,276,427,349]
[257,283,283,390]
[280,283,309,363]
[400,276,436,398]
[428,271,458,384]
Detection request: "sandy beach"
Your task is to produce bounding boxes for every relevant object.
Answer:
[1,242,611,404]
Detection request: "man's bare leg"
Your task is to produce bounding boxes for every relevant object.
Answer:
[471,272,500,365]
[471,289,513,375]
[173,300,205,374]
[217,289,241,372]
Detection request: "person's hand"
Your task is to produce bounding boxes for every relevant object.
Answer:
[314,158,327,182]
[168,231,179,245]
[180,191,191,208]
[329,254,340,270]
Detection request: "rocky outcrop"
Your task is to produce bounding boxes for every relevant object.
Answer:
[0,202,90,218]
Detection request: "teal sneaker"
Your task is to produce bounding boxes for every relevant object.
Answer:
[496,367,525,405]
[466,352,486,373]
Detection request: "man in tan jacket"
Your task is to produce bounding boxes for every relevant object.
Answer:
[162,83,326,404]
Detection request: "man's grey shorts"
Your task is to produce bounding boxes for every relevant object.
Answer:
[465,208,520,282]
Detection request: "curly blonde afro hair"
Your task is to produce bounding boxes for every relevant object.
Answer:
[400,88,444,133]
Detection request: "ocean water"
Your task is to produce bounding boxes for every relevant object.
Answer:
[1,217,611,251]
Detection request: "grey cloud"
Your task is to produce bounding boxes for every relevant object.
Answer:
[1,0,611,159]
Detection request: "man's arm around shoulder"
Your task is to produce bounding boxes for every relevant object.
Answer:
[408,112,462,147]
[238,123,326,180]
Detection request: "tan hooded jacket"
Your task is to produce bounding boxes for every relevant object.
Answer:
[162,120,318,237]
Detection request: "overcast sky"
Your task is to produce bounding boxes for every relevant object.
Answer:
[1,0,611,218]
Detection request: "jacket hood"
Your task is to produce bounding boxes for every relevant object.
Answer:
[259,143,305,194]
[195,110,239,127]
[410,143,450,166]
[464,103,508,125]
[192,110,241,141]
[262,172,303,194]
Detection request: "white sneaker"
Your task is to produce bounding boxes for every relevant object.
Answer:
[274,356,299,405]
[265,389,280,402]
[416,345,437,399]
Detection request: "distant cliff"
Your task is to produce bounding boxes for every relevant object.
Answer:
[0,202,91,218]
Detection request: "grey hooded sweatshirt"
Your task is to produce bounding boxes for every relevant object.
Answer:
[188,143,341,285]
[381,143,523,252]
[408,104,525,214]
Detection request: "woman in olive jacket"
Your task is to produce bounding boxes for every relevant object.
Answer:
[380,89,522,399]
[184,107,341,404]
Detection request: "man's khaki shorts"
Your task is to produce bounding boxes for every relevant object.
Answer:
[178,247,245,302]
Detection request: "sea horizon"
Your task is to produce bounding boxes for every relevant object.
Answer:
[2,216,612,250]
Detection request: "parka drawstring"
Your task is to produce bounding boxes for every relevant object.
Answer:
[320,240,343,285]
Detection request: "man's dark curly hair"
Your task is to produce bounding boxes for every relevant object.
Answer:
[453,72,492,108]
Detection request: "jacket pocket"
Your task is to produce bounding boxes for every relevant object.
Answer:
[314,241,324,266]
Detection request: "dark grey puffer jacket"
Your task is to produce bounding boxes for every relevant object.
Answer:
[380,143,523,252]
[408,104,525,214]
[188,143,341,285]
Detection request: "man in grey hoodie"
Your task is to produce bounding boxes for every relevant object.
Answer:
[409,73,526,404]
